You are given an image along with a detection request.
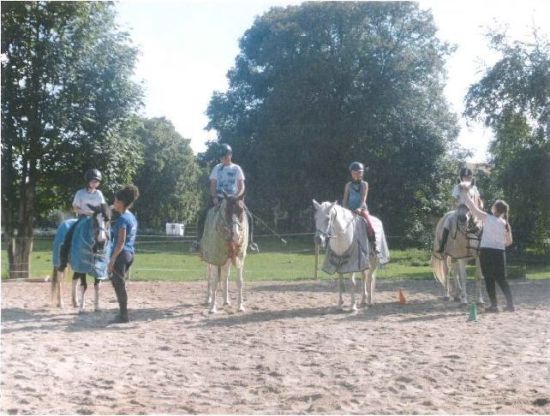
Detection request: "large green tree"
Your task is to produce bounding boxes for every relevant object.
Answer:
[1,2,142,278]
[465,30,550,249]
[206,2,460,240]
[132,117,202,230]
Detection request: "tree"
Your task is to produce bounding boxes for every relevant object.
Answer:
[206,2,461,241]
[465,30,550,249]
[1,2,142,278]
[132,117,202,230]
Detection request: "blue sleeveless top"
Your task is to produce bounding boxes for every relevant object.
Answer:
[347,181,368,211]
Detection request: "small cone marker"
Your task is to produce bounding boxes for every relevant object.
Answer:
[398,289,406,305]
[467,303,478,322]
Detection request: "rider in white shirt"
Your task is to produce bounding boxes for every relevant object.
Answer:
[58,169,106,271]
[195,144,245,250]
[437,167,482,254]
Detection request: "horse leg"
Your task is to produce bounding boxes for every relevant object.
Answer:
[442,256,451,301]
[205,264,212,306]
[458,259,468,305]
[360,270,368,307]
[338,273,344,310]
[475,256,485,305]
[78,273,87,313]
[50,267,63,308]
[350,273,357,312]
[209,266,221,314]
[71,274,79,308]
[223,262,231,307]
[236,264,245,312]
[93,279,100,311]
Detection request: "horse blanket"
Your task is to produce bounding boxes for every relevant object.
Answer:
[52,218,111,279]
[322,217,370,274]
[200,205,249,267]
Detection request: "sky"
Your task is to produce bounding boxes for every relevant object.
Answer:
[116,0,550,162]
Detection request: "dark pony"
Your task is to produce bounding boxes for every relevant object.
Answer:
[51,203,112,311]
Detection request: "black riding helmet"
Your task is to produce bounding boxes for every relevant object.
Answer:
[458,167,476,186]
[348,161,364,172]
[84,168,102,183]
[218,143,232,158]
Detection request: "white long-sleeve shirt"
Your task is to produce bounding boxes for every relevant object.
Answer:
[464,195,512,250]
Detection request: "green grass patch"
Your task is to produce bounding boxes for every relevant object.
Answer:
[2,235,549,281]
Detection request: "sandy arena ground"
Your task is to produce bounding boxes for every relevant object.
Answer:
[1,277,550,415]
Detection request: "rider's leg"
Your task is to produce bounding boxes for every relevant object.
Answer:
[59,218,84,271]
[359,210,378,252]
[194,201,215,251]
[437,227,450,254]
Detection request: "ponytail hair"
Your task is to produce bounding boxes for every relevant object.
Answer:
[493,199,510,229]
[115,184,140,208]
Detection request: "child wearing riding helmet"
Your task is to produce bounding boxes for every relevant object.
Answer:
[109,184,140,323]
[463,193,514,312]
[195,143,245,250]
[58,168,106,271]
[342,161,377,252]
[437,167,482,254]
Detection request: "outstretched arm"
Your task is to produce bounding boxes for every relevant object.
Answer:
[463,192,487,222]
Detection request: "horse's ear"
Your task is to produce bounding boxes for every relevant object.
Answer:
[332,200,338,206]
[222,191,229,199]
[87,204,98,213]
[312,199,321,210]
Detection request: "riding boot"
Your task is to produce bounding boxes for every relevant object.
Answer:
[437,228,450,254]
[111,273,129,323]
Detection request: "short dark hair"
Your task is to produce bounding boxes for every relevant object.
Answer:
[115,185,140,208]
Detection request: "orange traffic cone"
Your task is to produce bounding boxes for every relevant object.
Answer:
[398,289,407,305]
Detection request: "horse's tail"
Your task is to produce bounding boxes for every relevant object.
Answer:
[431,254,448,287]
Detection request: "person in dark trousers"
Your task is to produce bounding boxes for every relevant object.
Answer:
[463,191,514,312]
[109,185,139,323]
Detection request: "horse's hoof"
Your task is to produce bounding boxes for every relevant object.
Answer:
[443,296,450,301]
[223,302,231,307]
[359,302,367,308]
[209,308,217,314]
[94,308,101,313]
[238,305,245,312]
[453,296,461,302]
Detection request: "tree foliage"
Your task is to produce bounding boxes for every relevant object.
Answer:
[1,2,142,277]
[465,30,550,249]
[206,2,460,241]
[132,117,202,230]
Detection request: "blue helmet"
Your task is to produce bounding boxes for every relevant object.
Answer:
[348,161,364,172]
[84,168,102,182]
[218,143,232,158]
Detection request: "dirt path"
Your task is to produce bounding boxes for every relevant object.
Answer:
[2,278,549,414]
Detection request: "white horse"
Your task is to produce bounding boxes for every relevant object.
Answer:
[200,195,248,314]
[313,200,389,311]
[432,187,484,305]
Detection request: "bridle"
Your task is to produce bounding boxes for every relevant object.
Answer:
[315,205,356,245]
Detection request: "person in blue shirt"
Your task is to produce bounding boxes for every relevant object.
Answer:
[342,161,377,252]
[109,184,139,323]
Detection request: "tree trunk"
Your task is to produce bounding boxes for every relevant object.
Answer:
[10,179,36,279]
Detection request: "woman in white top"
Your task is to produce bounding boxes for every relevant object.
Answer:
[464,193,514,312]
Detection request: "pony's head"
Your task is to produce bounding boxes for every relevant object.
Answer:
[87,203,112,251]
[222,192,246,257]
[312,199,337,248]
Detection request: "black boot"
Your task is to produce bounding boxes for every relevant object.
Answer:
[437,228,450,254]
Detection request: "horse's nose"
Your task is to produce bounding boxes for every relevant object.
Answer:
[314,233,325,247]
